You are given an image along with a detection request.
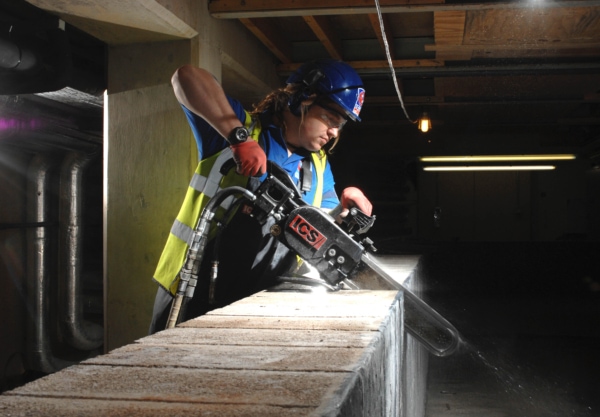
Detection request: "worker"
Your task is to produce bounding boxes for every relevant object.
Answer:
[149,59,373,333]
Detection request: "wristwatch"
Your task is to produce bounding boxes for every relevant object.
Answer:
[227,126,250,145]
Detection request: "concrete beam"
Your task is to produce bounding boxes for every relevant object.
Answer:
[25,0,197,45]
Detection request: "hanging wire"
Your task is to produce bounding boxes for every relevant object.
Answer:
[373,0,416,124]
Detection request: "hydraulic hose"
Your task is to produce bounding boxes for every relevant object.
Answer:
[165,186,256,329]
[208,197,247,305]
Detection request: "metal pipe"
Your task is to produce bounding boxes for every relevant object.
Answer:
[25,154,72,373]
[59,151,103,351]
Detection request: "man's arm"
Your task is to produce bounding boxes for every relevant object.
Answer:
[172,65,266,176]
[172,65,242,140]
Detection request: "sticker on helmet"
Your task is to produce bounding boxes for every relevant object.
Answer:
[353,88,365,117]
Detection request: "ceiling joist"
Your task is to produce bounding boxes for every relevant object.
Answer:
[239,18,293,64]
[368,13,395,60]
[209,0,600,18]
[303,15,343,60]
[276,59,445,75]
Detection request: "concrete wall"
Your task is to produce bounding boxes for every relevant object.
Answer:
[403,263,431,417]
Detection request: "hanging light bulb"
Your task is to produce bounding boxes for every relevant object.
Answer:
[418,112,431,133]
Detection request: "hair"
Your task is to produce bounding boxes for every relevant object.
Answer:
[249,84,341,154]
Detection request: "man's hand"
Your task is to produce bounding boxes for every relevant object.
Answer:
[231,141,267,176]
[341,187,373,216]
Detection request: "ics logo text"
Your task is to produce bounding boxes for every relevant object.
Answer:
[288,214,327,250]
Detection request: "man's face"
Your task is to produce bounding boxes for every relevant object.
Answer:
[291,101,348,152]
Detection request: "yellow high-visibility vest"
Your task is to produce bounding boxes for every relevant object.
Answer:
[153,112,328,295]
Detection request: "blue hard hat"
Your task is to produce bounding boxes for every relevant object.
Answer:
[286,59,365,122]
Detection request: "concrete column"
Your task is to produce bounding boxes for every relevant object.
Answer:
[103,0,280,352]
[104,39,197,351]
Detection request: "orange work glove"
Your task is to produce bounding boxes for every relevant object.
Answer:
[230,141,267,177]
[341,187,373,216]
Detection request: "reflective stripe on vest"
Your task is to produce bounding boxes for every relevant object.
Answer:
[169,147,237,246]
[311,150,326,208]
[152,146,250,295]
[153,113,257,294]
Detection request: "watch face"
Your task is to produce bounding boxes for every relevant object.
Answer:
[229,126,249,144]
[236,129,248,141]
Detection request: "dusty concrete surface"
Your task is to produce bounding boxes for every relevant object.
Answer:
[0,395,314,416]
[0,286,421,416]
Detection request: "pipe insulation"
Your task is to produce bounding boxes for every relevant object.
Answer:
[25,154,73,373]
[59,151,103,351]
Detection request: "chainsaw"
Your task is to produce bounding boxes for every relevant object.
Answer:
[167,160,460,357]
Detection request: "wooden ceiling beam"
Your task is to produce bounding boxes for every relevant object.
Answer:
[426,42,600,52]
[277,59,445,74]
[433,11,470,60]
[239,18,293,64]
[210,0,443,18]
[303,15,343,60]
[277,61,600,77]
[209,0,600,18]
[351,59,445,70]
[368,13,395,60]
[434,11,466,45]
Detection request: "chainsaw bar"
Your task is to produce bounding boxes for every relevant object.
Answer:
[348,253,461,357]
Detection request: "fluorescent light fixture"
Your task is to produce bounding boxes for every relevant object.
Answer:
[423,165,556,171]
[420,154,575,162]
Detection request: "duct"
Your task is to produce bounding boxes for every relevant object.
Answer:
[0,35,38,71]
[59,151,103,352]
[0,26,70,95]
[0,37,23,69]
[25,153,73,373]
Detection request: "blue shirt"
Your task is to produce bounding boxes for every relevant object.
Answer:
[181,96,339,209]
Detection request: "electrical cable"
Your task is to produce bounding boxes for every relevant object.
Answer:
[373,0,416,124]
